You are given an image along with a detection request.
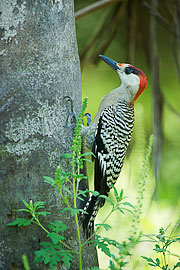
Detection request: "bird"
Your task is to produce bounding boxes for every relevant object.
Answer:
[80,55,147,238]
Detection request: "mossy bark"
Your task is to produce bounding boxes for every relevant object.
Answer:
[0,0,98,269]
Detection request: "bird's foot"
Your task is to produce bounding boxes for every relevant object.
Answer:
[64,96,76,128]
[83,112,92,127]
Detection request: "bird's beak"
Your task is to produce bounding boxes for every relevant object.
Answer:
[99,55,120,71]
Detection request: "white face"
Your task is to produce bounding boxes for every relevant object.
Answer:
[99,55,147,103]
[116,64,140,102]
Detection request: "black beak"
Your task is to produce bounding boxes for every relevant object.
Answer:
[99,55,119,71]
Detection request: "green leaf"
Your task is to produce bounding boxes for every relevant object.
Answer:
[16,209,31,213]
[75,173,85,178]
[78,209,88,215]
[22,199,31,210]
[34,241,71,268]
[81,152,94,157]
[55,166,61,181]
[95,223,111,231]
[43,176,55,186]
[99,195,113,205]
[60,207,70,214]
[90,191,100,196]
[74,160,81,166]
[98,236,123,250]
[119,189,124,200]
[148,263,156,267]
[61,170,68,177]
[94,242,111,257]
[155,258,160,266]
[48,232,65,244]
[116,207,125,214]
[61,251,73,269]
[60,207,82,216]
[61,153,72,159]
[94,235,124,258]
[75,174,88,180]
[174,261,180,269]
[153,247,168,253]
[62,186,72,195]
[77,189,89,197]
[36,211,50,217]
[81,158,92,163]
[122,202,135,208]
[29,200,33,209]
[112,185,118,201]
[76,196,85,201]
[48,221,68,233]
[141,256,155,264]
[44,256,50,264]
[7,218,33,227]
[34,201,46,209]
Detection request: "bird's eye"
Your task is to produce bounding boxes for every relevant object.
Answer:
[125,67,133,75]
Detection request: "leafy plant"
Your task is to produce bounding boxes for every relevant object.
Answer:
[22,255,30,270]
[108,134,154,269]
[7,98,134,270]
[7,99,157,270]
[142,226,180,270]
[7,97,89,269]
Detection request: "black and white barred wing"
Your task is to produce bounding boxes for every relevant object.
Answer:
[93,103,134,196]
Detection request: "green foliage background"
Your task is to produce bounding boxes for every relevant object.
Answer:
[75,1,180,269]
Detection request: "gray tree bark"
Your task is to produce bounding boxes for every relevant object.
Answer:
[0,0,98,269]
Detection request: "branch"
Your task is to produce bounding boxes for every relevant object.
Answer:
[172,39,180,86]
[172,0,180,85]
[164,96,180,121]
[80,3,125,67]
[143,1,177,37]
[150,0,163,199]
[91,3,125,63]
[75,0,122,20]
[127,0,137,63]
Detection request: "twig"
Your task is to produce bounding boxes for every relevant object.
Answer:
[80,3,125,66]
[127,0,137,63]
[92,3,125,63]
[75,0,122,20]
[172,0,180,85]
[79,7,112,67]
[143,1,177,37]
[170,219,180,237]
[167,253,180,259]
[172,39,180,85]
[163,95,180,121]
[173,1,180,58]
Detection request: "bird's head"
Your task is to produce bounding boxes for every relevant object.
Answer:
[99,55,147,103]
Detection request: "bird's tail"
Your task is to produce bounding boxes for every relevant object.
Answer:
[79,195,105,239]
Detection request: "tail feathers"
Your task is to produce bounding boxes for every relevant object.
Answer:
[80,195,104,239]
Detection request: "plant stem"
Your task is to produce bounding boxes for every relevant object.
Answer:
[82,207,114,246]
[33,215,76,253]
[163,251,167,269]
[72,152,82,270]
[99,208,114,230]
[22,255,30,270]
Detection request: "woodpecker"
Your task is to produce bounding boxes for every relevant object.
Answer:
[81,55,147,238]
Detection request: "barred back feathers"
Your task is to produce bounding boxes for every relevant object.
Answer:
[81,100,134,238]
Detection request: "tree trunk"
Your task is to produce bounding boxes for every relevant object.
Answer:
[0,0,98,269]
[150,0,163,199]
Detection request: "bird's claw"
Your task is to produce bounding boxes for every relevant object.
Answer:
[64,96,76,128]
[83,113,92,127]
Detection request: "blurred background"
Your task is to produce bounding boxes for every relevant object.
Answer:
[75,0,180,268]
